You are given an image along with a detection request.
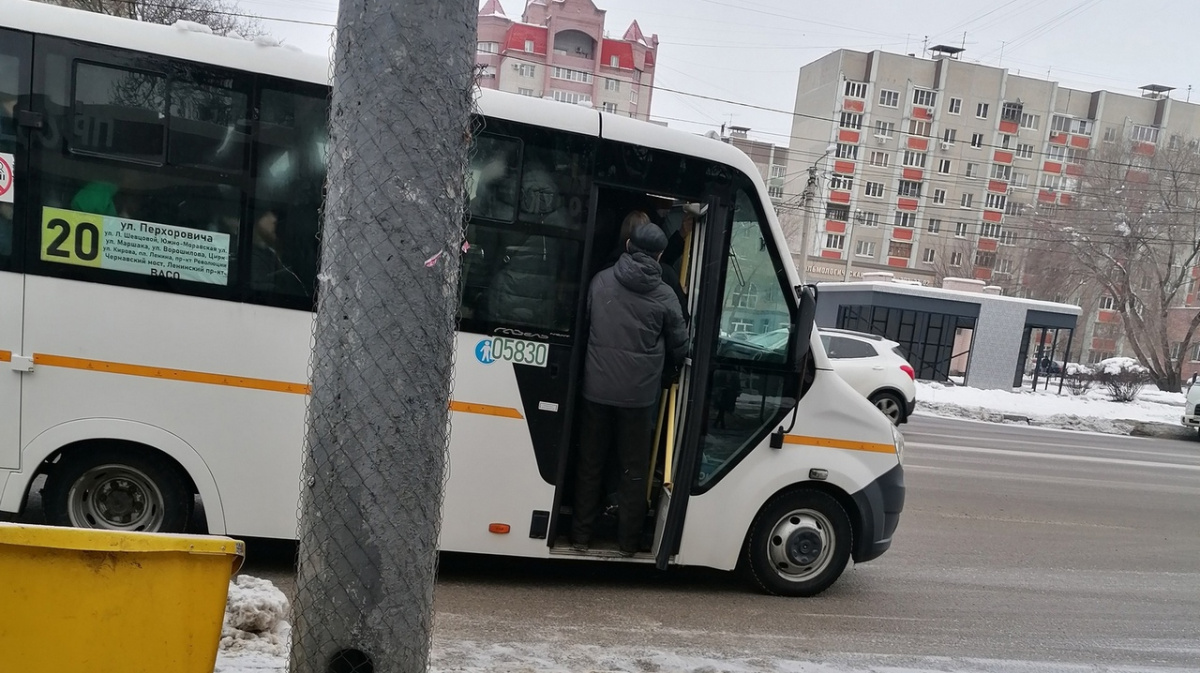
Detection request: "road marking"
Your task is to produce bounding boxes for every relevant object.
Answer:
[906,430,1192,460]
[908,441,1200,472]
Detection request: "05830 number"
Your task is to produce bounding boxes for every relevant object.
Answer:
[490,337,548,368]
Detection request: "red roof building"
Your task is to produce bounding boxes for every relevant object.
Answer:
[474,0,658,121]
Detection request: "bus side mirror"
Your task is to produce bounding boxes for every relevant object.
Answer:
[791,284,817,366]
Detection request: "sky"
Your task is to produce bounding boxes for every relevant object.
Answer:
[239,0,1200,149]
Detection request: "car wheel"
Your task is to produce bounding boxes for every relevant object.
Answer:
[742,489,853,597]
[869,391,906,425]
[43,447,193,533]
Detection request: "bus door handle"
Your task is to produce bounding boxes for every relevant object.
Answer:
[9,355,34,373]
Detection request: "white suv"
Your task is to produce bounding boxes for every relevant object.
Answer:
[819,328,917,425]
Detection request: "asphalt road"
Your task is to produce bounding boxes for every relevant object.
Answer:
[8,415,1200,670]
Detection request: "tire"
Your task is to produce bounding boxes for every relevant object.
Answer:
[43,447,193,533]
[743,489,853,597]
[869,391,906,425]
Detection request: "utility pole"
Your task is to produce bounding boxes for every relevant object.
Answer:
[843,210,863,282]
[291,0,475,672]
[796,164,819,284]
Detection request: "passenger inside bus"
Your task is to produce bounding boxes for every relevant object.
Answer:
[250,208,304,295]
[600,209,689,323]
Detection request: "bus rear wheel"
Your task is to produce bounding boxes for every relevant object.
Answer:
[743,489,852,597]
[43,447,193,534]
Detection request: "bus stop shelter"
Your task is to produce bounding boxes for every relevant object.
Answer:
[814,275,1081,391]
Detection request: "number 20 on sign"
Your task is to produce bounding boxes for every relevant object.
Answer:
[41,207,104,268]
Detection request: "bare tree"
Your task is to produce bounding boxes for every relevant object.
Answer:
[1039,136,1200,391]
[38,0,264,37]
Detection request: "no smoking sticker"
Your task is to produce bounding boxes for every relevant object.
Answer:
[0,152,12,204]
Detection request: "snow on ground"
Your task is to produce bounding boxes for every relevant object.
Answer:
[914,379,1187,435]
[212,579,1191,673]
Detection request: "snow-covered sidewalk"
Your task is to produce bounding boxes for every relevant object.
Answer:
[914,379,1189,436]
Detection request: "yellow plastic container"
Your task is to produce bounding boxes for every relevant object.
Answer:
[0,522,244,673]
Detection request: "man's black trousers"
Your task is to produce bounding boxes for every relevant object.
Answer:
[571,399,656,552]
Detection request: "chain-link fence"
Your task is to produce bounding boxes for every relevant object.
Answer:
[290,1,477,671]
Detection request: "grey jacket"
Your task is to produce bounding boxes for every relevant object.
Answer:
[583,251,690,408]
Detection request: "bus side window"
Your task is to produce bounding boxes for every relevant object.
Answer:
[460,124,590,336]
[250,86,327,304]
[0,50,18,266]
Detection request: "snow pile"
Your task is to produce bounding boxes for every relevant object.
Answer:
[219,575,291,657]
[1096,356,1147,376]
[914,380,1185,435]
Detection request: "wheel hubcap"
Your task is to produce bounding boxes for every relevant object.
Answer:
[876,397,901,422]
[766,508,835,582]
[68,464,165,531]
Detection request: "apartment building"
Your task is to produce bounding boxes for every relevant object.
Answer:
[475,0,657,120]
[790,46,1200,364]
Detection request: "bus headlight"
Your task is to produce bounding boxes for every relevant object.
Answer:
[891,425,905,464]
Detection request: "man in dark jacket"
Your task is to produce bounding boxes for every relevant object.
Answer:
[572,223,690,555]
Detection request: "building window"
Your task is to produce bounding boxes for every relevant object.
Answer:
[909,119,931,137]
[1001,102,1023,122]
[1041,174,1065,192]
[1012,172,1029,188]
[902,150,927,168]
[478,65,497,79]
[476,41,499,53]
[1073,119,1094,136]
[1000,134,1013,149]
[955,222,970,237]
[948,97,962,115]
[888,240,913,258]
[630,87,638,103]
[927,218,942,233]
[552,67,592,83]
[602,102,618,113]
[974,250,996,268]
[1103,127,1118,143]
[879,89,899,107]
[864,181,885,198]
[524,39,536,52]
[894,211,915,228]
[1004,201,1024,217]
[770,164,786,179]
[1099,296,1115,310]
[943,128,957,145]
[1131,125,1160,143]
[1048,145,1067,161]
[950,251,963,266]
[965,163,980,178]
[836,143,858,160]
[855,240,876,257]
[938,159,952,174]
[976,102,990,119]
[875,120,895,138]
[869,151,890,167]
[518,63,536,77]
[767,185,784,199]
[845,81,868,98]
[826,203,850,221]
[923,248,936,263]
[996,257,1014,275]
[840,112,863,130]
[1020,112,1040,130]
[517,87,535,97]
[970,133,984,149]
[830,173,854,191]
[1051,115,1071,133]
[980,222,1002,238]
[932,188,946,204]
[898,180,921,198]
[999,228,1016,246]
[605,78,621,91]
[1067,147,1087,164]
[960,193,974,208]
[913,89,937,107]
[825,233,845,250]
[1015,143,1035,160]
[610,55,620,67]
[551,90,591,105]
[991,163,1012,181]
[861,211,880,227]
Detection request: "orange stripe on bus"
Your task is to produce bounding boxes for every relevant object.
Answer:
[0,351,10,362]
[449,400,524,419]
[783,434,896,454]
[32,353,312,395]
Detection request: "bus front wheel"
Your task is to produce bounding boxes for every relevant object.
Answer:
[743,488,852,597]
[43,447,193,534]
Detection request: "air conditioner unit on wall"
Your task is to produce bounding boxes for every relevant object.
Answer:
[876,136,887,144]
[940,141,952,151]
